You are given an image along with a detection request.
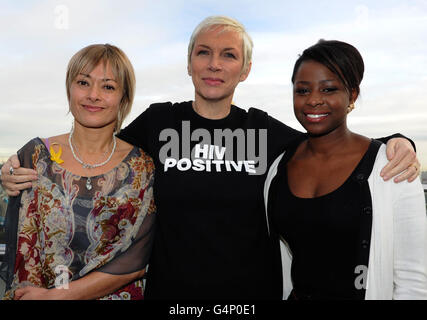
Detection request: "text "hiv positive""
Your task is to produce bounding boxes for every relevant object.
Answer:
[164,144,256,174]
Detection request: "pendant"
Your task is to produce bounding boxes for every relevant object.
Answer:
[86,177,93,190]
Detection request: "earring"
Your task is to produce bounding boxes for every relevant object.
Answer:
[347,103,355,113]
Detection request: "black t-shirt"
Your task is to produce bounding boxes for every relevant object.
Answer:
[117,101,304,299]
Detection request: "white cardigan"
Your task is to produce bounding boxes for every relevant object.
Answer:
[264,144,427,300]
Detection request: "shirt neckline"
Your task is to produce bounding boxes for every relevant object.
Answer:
[282,139,375,200]
[184,100,238,124]
[35,136,139,179]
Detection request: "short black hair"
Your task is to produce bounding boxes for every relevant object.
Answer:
[291,39,364,97]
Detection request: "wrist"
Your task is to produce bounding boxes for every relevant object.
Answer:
[47,287,75,300]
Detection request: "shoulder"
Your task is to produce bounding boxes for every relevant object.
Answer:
[245,107,269,124]
[130,101,190,124]
[17,137,47,166]
[371,144,424,197]
[128,146,155,175]
[245,107,291,130]
[43,134,68,146]
[116,137,136,156]
[373,144,388,165]
[248,107,303,137]
[244,107,304,158]
[369,144,390,185]
[147,101,190,114]
[146,101,174,112]
[18,137,45,155]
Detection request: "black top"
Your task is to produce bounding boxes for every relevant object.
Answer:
[269,139,382,300]
[118,101,304,299]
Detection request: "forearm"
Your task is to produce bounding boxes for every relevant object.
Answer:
[47,269,146,300]
[375,133,416,151]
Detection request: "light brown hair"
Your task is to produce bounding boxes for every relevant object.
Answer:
[66,44,135,132]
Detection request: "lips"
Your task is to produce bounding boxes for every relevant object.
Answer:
[83,105,104,112]
[305,113,329,122]
[203,77,224,86]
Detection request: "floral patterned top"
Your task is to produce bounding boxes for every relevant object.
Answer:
[3,137,156,300]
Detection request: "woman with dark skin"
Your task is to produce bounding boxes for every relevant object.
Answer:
[265,40,427,300]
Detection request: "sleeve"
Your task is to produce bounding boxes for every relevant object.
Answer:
[95,211,156,276]
[392,178,427,299]
[116,105,156,155]
[2,140,46,299]
[375,133,416,152]
[95,154,156,276]
[266,115,305,164]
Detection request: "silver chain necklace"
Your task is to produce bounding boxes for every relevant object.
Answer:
[68,124,117,190]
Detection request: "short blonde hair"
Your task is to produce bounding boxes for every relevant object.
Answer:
[187,16,253,74]
[66,44,135,133]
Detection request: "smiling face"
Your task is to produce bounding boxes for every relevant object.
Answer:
[293,60,357,137]
[189,25,251,104]
[69,61,123,130]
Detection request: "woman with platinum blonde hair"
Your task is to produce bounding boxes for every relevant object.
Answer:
[1,16,420,300]
[2,44,156,300]
[187,15,254,75]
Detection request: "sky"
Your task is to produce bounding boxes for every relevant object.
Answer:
[1,0,427,169]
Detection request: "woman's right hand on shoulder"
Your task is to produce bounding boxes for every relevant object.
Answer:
[0,154,38,196]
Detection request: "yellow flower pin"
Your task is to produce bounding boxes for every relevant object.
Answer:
[50,143,64,164]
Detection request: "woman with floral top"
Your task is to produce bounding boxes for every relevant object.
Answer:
[2,44,155,300]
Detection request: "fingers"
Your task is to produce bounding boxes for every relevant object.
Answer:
[7,167,38,179]
[381,144,416,181]
[4,182,34,196]
[385,139,396,161]
[2,157,33,175]
[392,165,418,183]
[1,167,38,180]
[13,288,26,300]
[398,160,421,183]
[10,154,21,169]
[2,176,35,193]
[1,156,37,196]
[380,154,404,180]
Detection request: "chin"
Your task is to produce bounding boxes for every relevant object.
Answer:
[306,127,337,138]
[76,119,116,130]
[198,90,233,103]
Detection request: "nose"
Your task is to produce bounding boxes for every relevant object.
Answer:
[307,92,324,107]
[87,84,101,101]
[208,54,222,72]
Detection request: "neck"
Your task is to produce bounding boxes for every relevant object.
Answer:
[70,121,115,154]
[305,126,354,157]
[193,94,234,119]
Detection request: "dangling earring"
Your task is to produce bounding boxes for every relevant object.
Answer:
[347,103,355,113]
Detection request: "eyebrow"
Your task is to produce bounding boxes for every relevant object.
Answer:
[196,44,237,51]
[79,73,117,82]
